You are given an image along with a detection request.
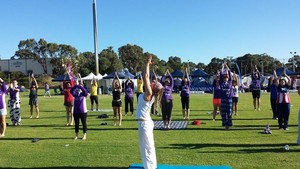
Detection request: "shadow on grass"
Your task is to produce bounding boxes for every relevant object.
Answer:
[0,137,71,141]
[186,126,264,131]
[0,167,126,169]
[162,143,300,153]
[88,127,137,131]
[42,110,65,113]
[186,123,298,131]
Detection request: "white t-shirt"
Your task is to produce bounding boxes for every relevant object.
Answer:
[232,85,239,97]
[136,94,155,121]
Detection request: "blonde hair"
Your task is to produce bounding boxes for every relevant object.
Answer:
[153,89,163,105]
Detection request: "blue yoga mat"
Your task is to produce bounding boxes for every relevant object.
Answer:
[129,164,232,169]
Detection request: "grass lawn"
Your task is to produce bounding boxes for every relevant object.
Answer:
[0,91,299,169]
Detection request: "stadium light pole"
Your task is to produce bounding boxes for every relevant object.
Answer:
[260,53,266,75]
[290,52,296,72]
[93,0,99,75]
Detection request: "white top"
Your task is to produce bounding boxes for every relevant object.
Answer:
[135,93,155,120]
[232,85,239,97]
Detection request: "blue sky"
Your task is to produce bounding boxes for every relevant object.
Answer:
[0,0,299,65]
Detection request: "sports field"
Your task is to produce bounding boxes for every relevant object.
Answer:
[0,91,299,169]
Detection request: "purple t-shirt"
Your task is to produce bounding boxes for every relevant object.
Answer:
[70,85,88,114]
[125,80,134,99]
[0,81,7,109]
[251,72,261,90]
[220,72,233,99]
[180,81,190,97]
[213,79,221,99]
[8,85,21,100]
[161,75,174,101]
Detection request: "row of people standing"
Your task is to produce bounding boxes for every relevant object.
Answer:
[111,67,191,129]
[212,63,295,131]
[111,73,142,127]
[0,74,40,137]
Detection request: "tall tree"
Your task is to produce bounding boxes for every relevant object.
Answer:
[118,44,144,73]
[99,46,123,74]
[142,52,167,75]
[235,53,282,75]
[14,38,78,75]
[196,62,206,71]
[205,57,224,75]
[50,44,78,76]
[78,52,96,76]
[167,56,182,72]
[14,39,51,74]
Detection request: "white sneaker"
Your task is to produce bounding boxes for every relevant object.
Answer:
[82,134,86,140]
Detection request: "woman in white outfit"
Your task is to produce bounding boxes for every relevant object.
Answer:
[136,54,163,169]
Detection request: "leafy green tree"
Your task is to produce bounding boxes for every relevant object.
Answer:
[142,52,167,76]
[99,46,123,74]
[78,52,96,76]
[204,57,224,75]
[235,53,282,75]
[14,39,51,74]
[167,56,182,72]
[50,44,78,76]
[13,38,79,75]
[196,62,206,71]
[118,44,144,73]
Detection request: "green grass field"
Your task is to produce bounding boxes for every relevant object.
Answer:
[0,91,299,169]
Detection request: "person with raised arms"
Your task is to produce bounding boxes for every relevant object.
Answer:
[136,54,163,169]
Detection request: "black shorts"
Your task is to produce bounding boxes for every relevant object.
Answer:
[252,90,261,98]
[29,98,38,106]
[232,97,239,103]
[64,101,74,107]
[112,100,122,107]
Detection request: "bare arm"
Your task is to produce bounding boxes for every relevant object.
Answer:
[185,67,190,81]
[233,71,238,84]
[32,74,38,88]
[283,68,291,85]
[112,72,118,91]
[143,55,153,101]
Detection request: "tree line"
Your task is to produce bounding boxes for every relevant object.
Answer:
[10,38,300,77]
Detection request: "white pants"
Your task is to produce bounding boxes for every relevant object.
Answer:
[298,109,300,145]
[138,120,157,169]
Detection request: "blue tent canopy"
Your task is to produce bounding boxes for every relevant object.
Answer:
[52,74,77,82]
[103,71,126,79]
[134,72,156,79]
[171,69,184,78]
[275,67,297,76]
[124,70,135,79]
[190,69,210,77]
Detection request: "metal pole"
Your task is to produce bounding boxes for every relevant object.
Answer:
[93,0,99,75]
[290,52,296,72]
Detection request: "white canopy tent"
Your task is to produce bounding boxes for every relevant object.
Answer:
[96,73,107,80]
[81,72,97,80]
[81,72,107,94]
